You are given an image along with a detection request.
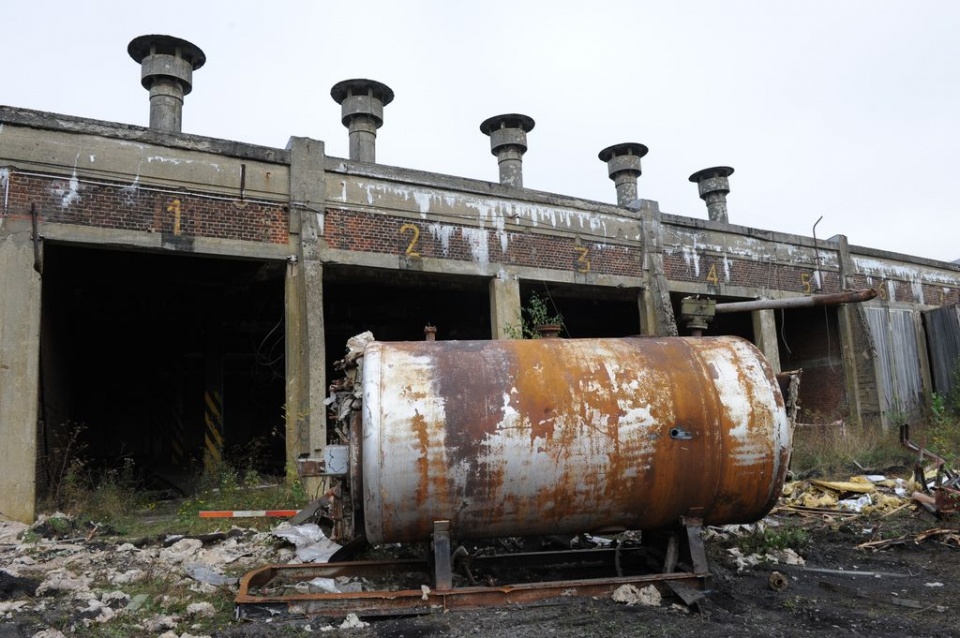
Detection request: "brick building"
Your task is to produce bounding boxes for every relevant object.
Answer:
[1,36,959,522]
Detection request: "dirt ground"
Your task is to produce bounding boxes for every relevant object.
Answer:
[1,498,958,638]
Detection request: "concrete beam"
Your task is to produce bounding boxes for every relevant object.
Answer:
[0,220,42,522]
[39,223,292,260]
[0,124,289,202]
[489,274,521,339]
[751,309,781,374]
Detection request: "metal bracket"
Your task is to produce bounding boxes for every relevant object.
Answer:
[680,516,710,576]
[432,520,453,591]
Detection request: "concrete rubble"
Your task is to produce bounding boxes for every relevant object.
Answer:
[3,452,959,632]
[0,514,356,635]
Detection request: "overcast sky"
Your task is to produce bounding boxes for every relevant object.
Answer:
[4,1,959,263]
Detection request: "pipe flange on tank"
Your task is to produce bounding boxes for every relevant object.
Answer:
[669,427,693,440]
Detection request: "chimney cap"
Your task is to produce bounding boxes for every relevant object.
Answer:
[689,166,734,183]
[479,113,535,135]
[128,35,206,69]
[598,142,649,162]
[330,79,395,106]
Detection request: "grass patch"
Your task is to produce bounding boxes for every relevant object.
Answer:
[790,422,913,476]
[736,525,811,555]
[174,461,307,535]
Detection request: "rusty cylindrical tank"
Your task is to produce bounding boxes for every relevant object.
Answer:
[359,336,791,544]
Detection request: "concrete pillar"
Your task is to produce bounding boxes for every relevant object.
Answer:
[689,167,734,224]
[287,137,327,497]
[598,143,648,207]
[832,234,866,426]
[636,200,678,336]
[0,221,42,522]
[128,35,206,133]
[480,114,535,188]
[489,274,522,339]
[751,309,781,374]
[330,79,394,163]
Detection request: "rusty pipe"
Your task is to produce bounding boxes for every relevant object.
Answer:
[714,288,876,314]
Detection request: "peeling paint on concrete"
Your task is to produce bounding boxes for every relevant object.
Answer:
[427,224,455,257]
[352,181,636,241]
[49,154,82,208]
[0,167,9,212]
[146,156,222,171]
[120,172,140,205]
[682,240,701,277]
[460,227,490,267]
[911,279,925,305]
[665,226,839,270]
[854,255,960,292]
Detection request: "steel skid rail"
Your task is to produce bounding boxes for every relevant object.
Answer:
[236,519,711,619]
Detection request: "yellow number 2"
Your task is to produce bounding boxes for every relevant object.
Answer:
[400,223,420,257]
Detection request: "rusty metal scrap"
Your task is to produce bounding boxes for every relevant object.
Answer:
[236,543,709,619]
[713,288,878,314]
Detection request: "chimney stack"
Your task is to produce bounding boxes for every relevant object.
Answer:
[480,114,535,188]
[598,143,649,207]
[330,79,394,163]
[689,166,734,223]
[128,35,206,133]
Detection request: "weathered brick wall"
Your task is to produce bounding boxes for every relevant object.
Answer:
[323,208,642,277]
[663,253,842,294]
[847,273,960,307]
[779,306,846,420]
[4,172,288,244]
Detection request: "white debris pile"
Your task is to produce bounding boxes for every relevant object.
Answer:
[612,584,662,607]
[272,523,342,563]
[0,513,290,635]
[726,547,805,573]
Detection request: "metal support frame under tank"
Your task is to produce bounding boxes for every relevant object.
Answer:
[235,517,711,618]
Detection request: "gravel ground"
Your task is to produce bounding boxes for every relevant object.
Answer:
[1,502,957,638]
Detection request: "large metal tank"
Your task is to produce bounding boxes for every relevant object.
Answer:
[360,336,791,544]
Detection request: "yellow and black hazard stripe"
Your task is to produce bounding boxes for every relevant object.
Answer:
[203,390,223,471]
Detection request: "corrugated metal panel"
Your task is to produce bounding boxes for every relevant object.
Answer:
[865,307,925,417]
[924,304,960,396]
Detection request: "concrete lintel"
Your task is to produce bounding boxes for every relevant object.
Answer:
[319,247,643,288]
[325,157,643,223]
[0,127,290,202]
[38,224,293,261]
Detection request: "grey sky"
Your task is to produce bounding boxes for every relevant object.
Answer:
[5,1,959,262]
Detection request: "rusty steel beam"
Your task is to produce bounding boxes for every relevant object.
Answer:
[236,552,708,619]
[714,288,877,314]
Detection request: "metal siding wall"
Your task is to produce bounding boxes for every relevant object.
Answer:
[865,307,925,417]
[924,305,960,396]
[865,308,895,414]
[890,309,924,415]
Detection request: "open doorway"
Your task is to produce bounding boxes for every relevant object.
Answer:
[518,282,642,338]
[38,244,287,494]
